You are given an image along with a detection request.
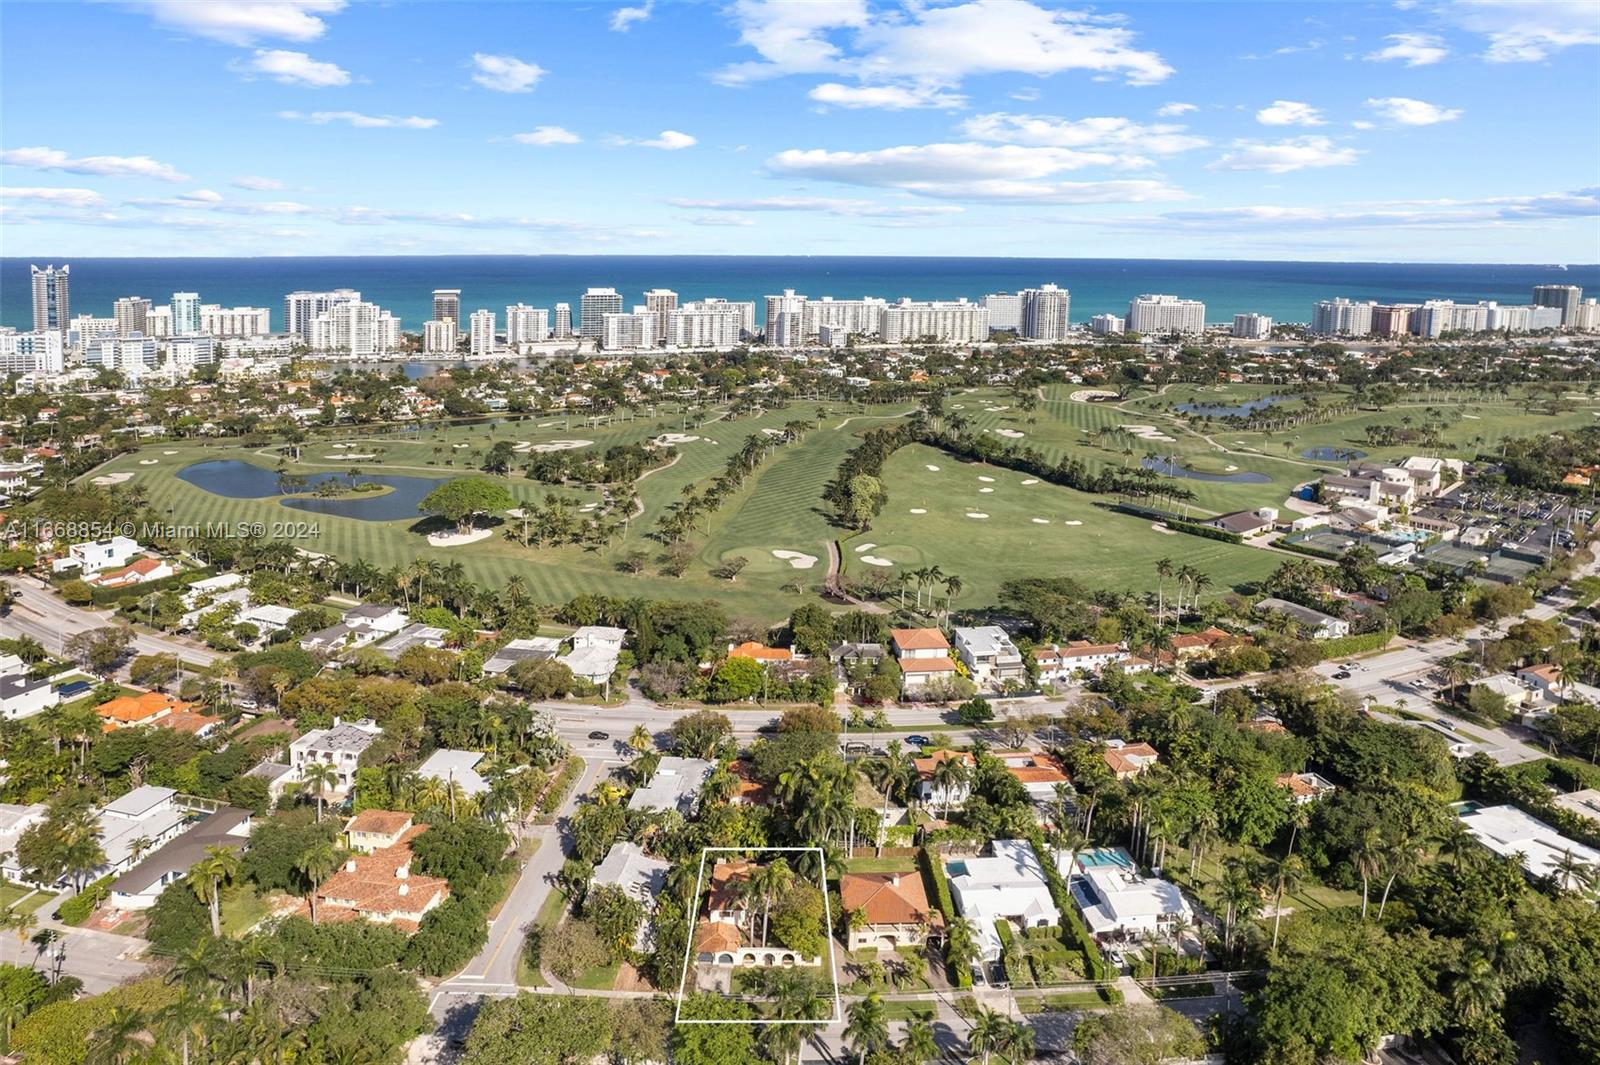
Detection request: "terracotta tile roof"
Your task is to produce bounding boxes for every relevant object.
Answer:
[346,809,413,837]
[314,823,448,926]
[729,641,794,662]
[706,860,755,911]
[95,691,193,726]
[841,872,940,927]
[1060,641,1122,658]
[1276,773,1318,799]
[912,750,975,779]
[1171,626,1236,651]
[1243,719,1288,734]
[898,657,957,674]
[1006,754,1070,785]
[695,919,742,954]
[1103,742,1160,776]
[162,710,221,734]
[892,628,950,652]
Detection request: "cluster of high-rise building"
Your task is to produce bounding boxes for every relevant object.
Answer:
[1311,285,1594,338]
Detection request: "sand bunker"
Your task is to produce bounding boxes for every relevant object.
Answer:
[453,443,470,449]
[860,555,894,567]
[162,450,177,455]
[984,405,1010,413]
[1070,389,1119,402]
[1064,520,1083,526]
[978,475,995,482]
[654,433,700,445]
[138,459,158,465]
[761,428,786,437]
[527,439,592,453]
[1120,424,1176,443]
[1020,478,1038,485]
[1152,523,1177,535]
[925,464,941,472]
[428,528,494,547]
[1462,414,1481,419]
[853,543,877,553]
[1224,465,1239,472]
[979,487,994,494]
[993,428,1026,439]
[909,508,927,514]
[92,472,135,486]
[332,443,348,449]
[966,512,990,519]
[772,550,819,569]
[578,503,598,513]
[1031,518,1050,524]
[326,453,374,459]
[512,442,532,452]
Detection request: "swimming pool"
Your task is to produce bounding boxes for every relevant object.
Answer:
[1076,847,1136,870]
[946,860,969,877]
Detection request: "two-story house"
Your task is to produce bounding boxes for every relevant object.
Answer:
[288,717,384,793]
[841,871,942,952]
[952,626,1027,690]
[891,628,958,694]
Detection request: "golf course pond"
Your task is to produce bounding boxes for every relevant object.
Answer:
[177,459,444,521]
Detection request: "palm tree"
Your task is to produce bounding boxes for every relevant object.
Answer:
[900,1018,939,1063]
[1377,827,1424,920]
[844,991,889,1064]
[967,1007,1010,1065]
[627,724,653,755]
[1552,847,1589,893]
[156,993,221,1065]
[301,761,340,823]
[188,844,242,938]
[1355,826,1384,921]
[1267,852,1305,953]
[296,842,340,926]
[1154,557,1173,627]
[86,1005,147,1065]
[1450,951,1505,1023]
[931,756,969,819]
[943,917,980,982]
[753,859,794,947]
[998,1018,1036,1064]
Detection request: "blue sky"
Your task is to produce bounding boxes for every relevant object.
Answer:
[2,0,1596,261]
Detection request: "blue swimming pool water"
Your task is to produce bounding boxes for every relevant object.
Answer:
[1077,848,1136,870]
[946,860,969,878]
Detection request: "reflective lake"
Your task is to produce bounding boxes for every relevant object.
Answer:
[1175,396,1292,418]
[176,459,444,521]
[1141,456,1273,484]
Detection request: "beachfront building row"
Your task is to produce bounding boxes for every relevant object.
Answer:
[1311,294,1577,337]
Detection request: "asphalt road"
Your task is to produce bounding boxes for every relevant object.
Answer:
[2,576,219,670]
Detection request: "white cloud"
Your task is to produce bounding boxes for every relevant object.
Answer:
[180,188,225,203]
[1209,136,1360,173]
[1365,96,1463,125]
[0,145,189,182]
[610,1,653,32]
[809,82,966,110]
[765,142,1188,203]
[1111,187,1599,231]
[470,53,545,93]
[1442,0,1600,62]
[233,175,285,190]
[511,126,580,146]
[961,112,1208,156]
[665,196,963,217]
[278,110,438,129]
[635,130,697,150]
[129,191,315,215]
[128,0,344,46]
[1255,100,1324,126]
[1365,32,1448,66]
[683,214,755,226]
[239,48,351,86]
[1,186,107,208]
[1156,102,1198,117]
[1351,120,1376,130]
[716,0,1172,92]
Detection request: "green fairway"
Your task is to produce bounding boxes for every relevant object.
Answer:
[842,444,1282,606]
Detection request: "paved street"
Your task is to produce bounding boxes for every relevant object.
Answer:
[0,889,155,995]
[3,576,219,670]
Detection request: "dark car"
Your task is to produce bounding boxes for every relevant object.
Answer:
[905,734,931,747]
[1332,671,1351,680]
[588,730,610,741]
[756,722,779,734]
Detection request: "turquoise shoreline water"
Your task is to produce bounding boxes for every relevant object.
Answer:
[4,255,1594,333]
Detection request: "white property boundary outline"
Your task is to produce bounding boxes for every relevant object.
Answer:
[672,846,844,1026]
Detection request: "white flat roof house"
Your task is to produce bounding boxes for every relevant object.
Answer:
[946,840,1061,964]
[1254,598,1350,639]
[55,535,143,575]
[288,717,384,792]
[571,626,626,648]
[1068,848,1192,941]
[416,749,490,797]
[593,841,670,950]
[0,803,48,883]
[91,786,191,885]
[1457,802,1600,886]
[952,626,1027,689]
[628,756,716,816]
[484,636,562,675]
[0,673,60,721]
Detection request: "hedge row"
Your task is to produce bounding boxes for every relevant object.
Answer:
[1027,835,1109,983]
[1315,630,1395,658]
[57,875,115,925]
[1162,519,1243,545]
[540,756,586,816]
[918,848,972,989]
[1274,538,1344,561]
[76,566,218,607]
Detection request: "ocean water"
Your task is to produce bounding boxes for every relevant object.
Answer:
[3,255,1594,332]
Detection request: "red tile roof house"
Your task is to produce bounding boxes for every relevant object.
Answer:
[696,860,822,969]
[88,557,175,589]
[912,750,976,810]
[891,628,958,694]
[841,871,943,951]
[1103,741,1160,780]
[1170,627,1250,663]
[1035,641,1124,682]
[300,810,449,932]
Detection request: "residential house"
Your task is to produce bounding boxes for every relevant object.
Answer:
[952,626,1027,690]
[592,841,670,950]
[54,535,142,576]
[1276,772,1337,805]
[628,756,716,816]
[415,749,490,798]
[287,717,384,793]
[1255,598,1351,639]
[728,642,795,665]
[1067,847,1193,941]
[1207,508,1278,538]
[1103,741,1159,780]
[88,557,176,590]
[913,750,976,810]
[483,636,562,676]
[1455,802,1600,886]
[696,859,822,968]
[1035,641,1123,683]
[840,871,942,951]
[1518,664,1564,702]
[107,806,251,910]
[1551,789,1600,826]
[1170,627,1246,664]
[563,626,626,686]
[891,628,958,693]
[999,752,1073,811]
[95,691,220,736]
[946,840,1061,963]
[0,803,47,883]
[300,604,410,653]
[373,623,448,658]
[0,673,59,721]
[88,786,191,886]
[307,810,449,931]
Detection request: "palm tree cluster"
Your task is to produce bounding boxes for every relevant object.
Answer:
[655,423,812,544]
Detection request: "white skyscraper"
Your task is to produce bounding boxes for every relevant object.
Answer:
[682,298,756,339]
[114,297,151,336]
[423,320,456,354]
[69,315,117,349]
[666,307,745,348]
[0,331,65,374]
[1232,313,1272,339]
[580,288,623,339]
[166,335,216,370]
[1127,294,1205,334]
[602,307,658,350]
[309,300,400,356]
[145,306,172,338]
[199,305,270,336]
[803,296,886,339]
[1311,298,1375,337]
[433,290,463,334]
[30,265,69,336]
[84,335,157,376]
[553,303,573,338]
[980,293,1023,333]
[171,292,202,336]
[644,289,678,343]
[879,299,988,344]
[505,304,549,346]
[469,309,496,356]
[1089,314,1125,335]
[764,289,807,347]
[1020,285,1073,340]
[285,289,361,341]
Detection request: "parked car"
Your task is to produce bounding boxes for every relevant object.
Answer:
[842,741,870,755]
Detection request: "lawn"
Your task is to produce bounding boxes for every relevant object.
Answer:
[220,884,268,937]
[571,960,621,991]
[844,855,919,874]
[86,399,916,623]
[0,881,55,915]
[1167,840,1363,913]
[845,443,1283,606]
